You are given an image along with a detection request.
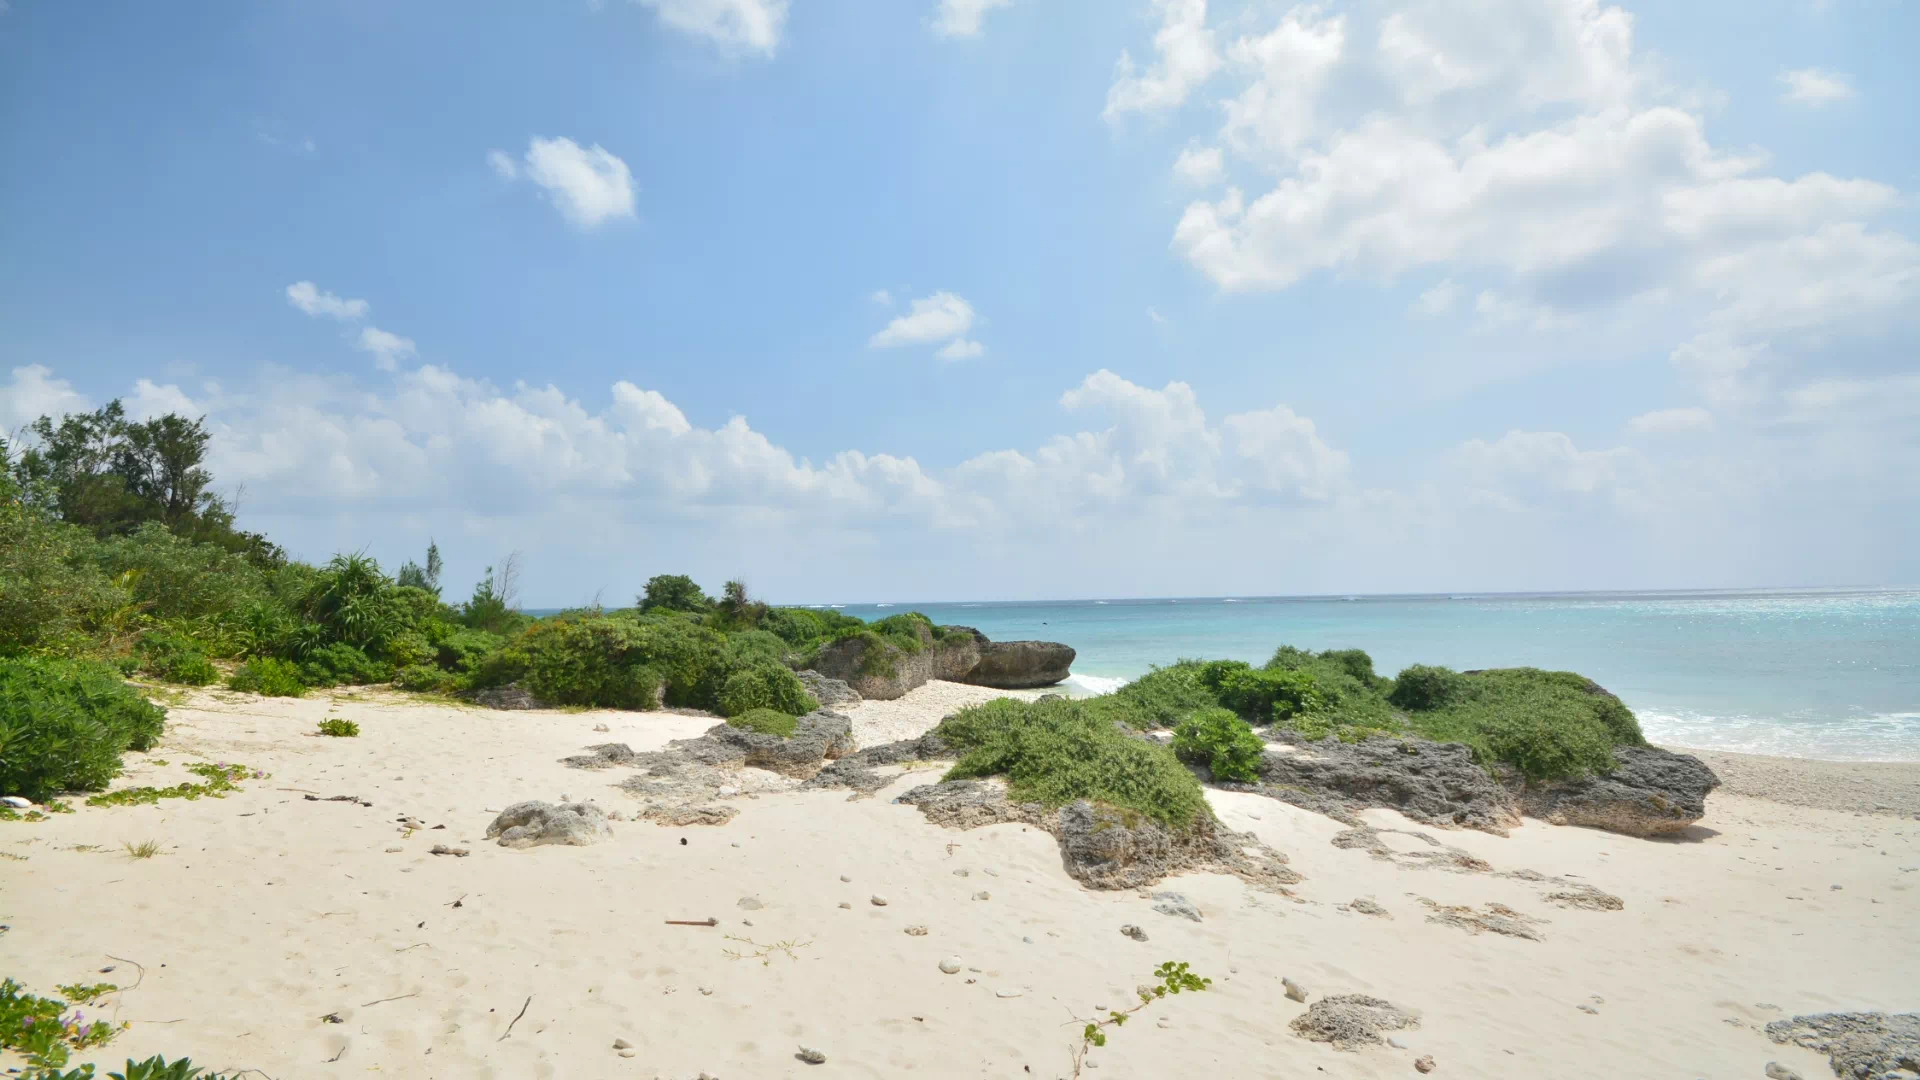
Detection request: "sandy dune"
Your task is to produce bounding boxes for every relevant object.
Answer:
[4,683,1917,1079]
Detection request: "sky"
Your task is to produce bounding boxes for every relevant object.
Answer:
[1,0,1916,605]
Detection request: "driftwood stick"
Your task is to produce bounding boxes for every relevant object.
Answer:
[665,917,718,927]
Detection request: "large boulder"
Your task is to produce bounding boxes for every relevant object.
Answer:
[468,683,545,710]
[931,626,986,681]
[486,800,613,848]
[958,640,1075,690]
[1254,732,1522,834]
[700,710,856,778]
[1509,745,1720,837]
[809,625,936,700]
[795,669,862,707]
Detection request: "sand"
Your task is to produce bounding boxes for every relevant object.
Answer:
[5,682,1918,1079]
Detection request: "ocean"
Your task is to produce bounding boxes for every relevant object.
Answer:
[826,588,1920,762]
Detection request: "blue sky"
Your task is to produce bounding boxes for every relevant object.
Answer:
[2,0,1916,604]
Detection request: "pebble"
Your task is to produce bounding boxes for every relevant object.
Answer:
[953,869,970,877]
[796,1046,827,1065]
[840,875,852,882]
[837,902,851,910]
[939,957,963,974]
[870,895,888,906]
[1,796,33,809]
[1121,923,1148,942]
[613,1039,632,1050]
[593,724,610,733]
[1387,1037,1408,1049]
[1414,1055,1436,1073]
[1022,936,1033,944]
[1577,1004,1599,1015]
[617,1049,635,1058]
[1765,1064,1804,1080]
[1282,978,1309,1003]
[973,891,991,901]
[905,925,929,936]
[996,989,1023,999]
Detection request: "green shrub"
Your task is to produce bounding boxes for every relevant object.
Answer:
[935,697,1210,831]
[317,717,359,737]
[1405,668,1646,781]
[1264,647,1400,730]
[1171,707,1265,782]
[518,618,661,709]
[638,573,711,614]
[392,663,453,693]
[0,504,130,656]
[464,645,529,690]
[383,629,434,668]
[226,657,306,697]
[1098,660,1223,729]
[1202,662,1325,723]
[760,606,863,648]
[1389,664,1466,711]
[134,632,217,686]
[297,642,391,687]
[717,663,818,718]
[0,659,167,800]
[724,629,789,667]
[726,707,799,738]
[435,629,505,672]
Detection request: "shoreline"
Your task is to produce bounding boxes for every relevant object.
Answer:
[1663,745,1920,819]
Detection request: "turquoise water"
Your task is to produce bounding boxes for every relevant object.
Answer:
[828,588,1920,762]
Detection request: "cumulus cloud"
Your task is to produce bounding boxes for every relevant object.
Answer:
[356,327,418,372]
[1779,67,1854,106]
[628,0,787,55]
[491,137,637,229]
[1457,429,1646,509]
[1172,145,1223,185]
[936,338,985,361]
[869,291,981,354]
[933,0,1012,38]
[286,281,369,320]
[1103,0,1219,122]
[1,365,91,432]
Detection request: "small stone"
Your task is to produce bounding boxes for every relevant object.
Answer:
[973,891,991,901]
[982,867,998,876]
[870,895,888,906]
[1283,978,1309,1003]
[840,874,852,882]
[1022,936,1033,944]
[1387,1037,1408,1049]
[385,847,403,853]
[593,723,610,732]
[1765,1064,1804,1080]
[796,1045,827,1065]
[730,841,739,848]
[1577,1004,1598,1015]
[699,986,713,995]
[1,796,33,809]
[837,902,851,910]
[1151,891,1202,922]
[1414,1055,1436,1073]
[428,845,469,857]
[1829,884,1842,891]
[1120,924,1148,942]
[996,989,1023,999]
[612,1038,632,1050]
[905,925,929,936]
[939,957,963,974]
[617,1049,635,1058]
[953,869,970,877]
[737,897,763,911]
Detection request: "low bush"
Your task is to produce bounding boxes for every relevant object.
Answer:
[0,977,118,1075]
[1202,661,1325,723]
[391,663,454,693]
[519,618,661,709]
[297,642,391,687]
[726,707,798,738]
[717,663,818,718]
[463,645,529,690]
[0,658,167,800]
[1097,660,1222,729]
[1389,664,1465,711]
[1408,668,1645,780]
[317,718,359,737]
[935,697,1210,831]
[434,629,505,673]
[133,632,217,686]
[226,657,306,697]
[1170,707,1265,782]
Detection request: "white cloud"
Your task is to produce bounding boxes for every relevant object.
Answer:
[1172,145,1224,185]
[1779,67,1854,106]
[1628,406,1715,434]
[126,379,202,421]
[933,0,1012,38]
[1218,5,1345,156]
[1223,404,1349,500]
[286,281,369,321]
[869,291,979,351]
[629,0,787,55]
[1103,0,1219,122]
[356,327,419,372]
[493,137,637,229]
[936,338,985,361]
[1,365,91,433]
[1414,279,1459,315]
[1457,429,1645,508]
[1147,307,1166,324]
[869,289,894,306]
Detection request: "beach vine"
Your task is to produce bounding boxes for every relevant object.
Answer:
[1068,961,1211,1077]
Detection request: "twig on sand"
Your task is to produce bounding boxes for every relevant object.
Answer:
[393,943,431,952]
[446,894,467,908]
[104,954,147,992]
[666,917,718,927]
[498,995,532,1041]
[277,787,320,794]
[362,993,418,1007]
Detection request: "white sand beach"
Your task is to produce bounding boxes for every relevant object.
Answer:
[6,682,1918,1079]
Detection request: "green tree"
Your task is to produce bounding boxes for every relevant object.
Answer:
[396,539,444,596]
[638,573,711,614]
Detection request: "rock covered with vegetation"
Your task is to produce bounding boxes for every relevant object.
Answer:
[807,614,1076,700]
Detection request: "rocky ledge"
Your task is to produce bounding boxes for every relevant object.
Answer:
[1235,730,1720,839]
[809,623,1074,700]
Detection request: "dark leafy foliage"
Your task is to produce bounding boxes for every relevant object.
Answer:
[226,657,306,697]
[717,662,818,718]
[133,632,217,686]
[1170,707,1265,782]
[726,707,799,738]
[0,658,166,800]
[638,573,711,614]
